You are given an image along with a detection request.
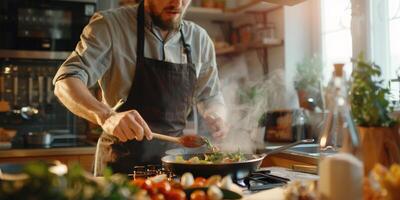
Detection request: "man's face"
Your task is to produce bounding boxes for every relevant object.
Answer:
[146,0,191,31]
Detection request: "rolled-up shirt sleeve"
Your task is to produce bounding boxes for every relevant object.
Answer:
[196,34,226,120]
[53,12,112,87]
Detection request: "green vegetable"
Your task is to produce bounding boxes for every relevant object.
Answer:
[176,151,246,164]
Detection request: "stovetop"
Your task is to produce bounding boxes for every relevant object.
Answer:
[130,165,290,192]
[236,170,289,191]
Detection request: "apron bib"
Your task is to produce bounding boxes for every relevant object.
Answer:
[94,1,196,175]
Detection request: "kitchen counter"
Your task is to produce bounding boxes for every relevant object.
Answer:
[0,145,96,158]
[243,166,319,200]
[0,142,96,172]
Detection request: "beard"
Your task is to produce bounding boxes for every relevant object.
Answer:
[148,2,183,31]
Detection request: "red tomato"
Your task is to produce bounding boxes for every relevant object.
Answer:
[194,177,207,184]
[141,179,157,195]
[169,180,183,190]
[191,177,206,187]
[151,194,166,200]
[131,178,146,187]
[190,190,207,200]
[166,189,186,200]
[155,180,172,194]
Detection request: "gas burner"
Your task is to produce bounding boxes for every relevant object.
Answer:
[235,170,290,191]
[129,165,174,179]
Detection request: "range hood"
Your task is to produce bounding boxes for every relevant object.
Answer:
[262,0,307,6]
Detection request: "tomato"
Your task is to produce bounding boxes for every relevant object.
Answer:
[151,194,166,200]
[194,177,207,184]
[166,189,186,200]
[169,180,183,190]
[155,180,172,194]
[190,190,207,200]
[131,178,146,187]
[191,177,206,187]
[140,179,157,195]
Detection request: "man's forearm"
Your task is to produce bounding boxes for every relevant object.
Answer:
[54,77,112,126]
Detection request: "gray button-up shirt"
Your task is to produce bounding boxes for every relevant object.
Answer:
[53,5,225,118]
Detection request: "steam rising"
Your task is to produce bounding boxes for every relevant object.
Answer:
[217,69,299,153]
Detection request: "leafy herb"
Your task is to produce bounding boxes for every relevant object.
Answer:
[203,137,218,153]
[350,53,397,127]
[177,151,246,164]
[294,56,323,92]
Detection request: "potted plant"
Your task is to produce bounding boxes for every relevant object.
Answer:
[294,56,324,111]
[350,53,400,174]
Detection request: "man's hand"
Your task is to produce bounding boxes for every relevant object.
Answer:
[99,110,153,142]
[204,114,229,141]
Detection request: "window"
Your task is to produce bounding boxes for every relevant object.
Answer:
[321,0,352,82]
[389,0,400,102]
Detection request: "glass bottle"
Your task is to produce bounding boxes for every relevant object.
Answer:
[320,63,360,156]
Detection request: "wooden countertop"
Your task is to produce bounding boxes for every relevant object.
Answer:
[0,146,96,158]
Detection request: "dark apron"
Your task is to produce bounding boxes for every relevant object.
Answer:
[94,2,196,175]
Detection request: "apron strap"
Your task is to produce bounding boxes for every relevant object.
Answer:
[137,1,145,66]
[179,28,193,65]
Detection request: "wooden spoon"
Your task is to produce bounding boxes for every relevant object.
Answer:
[152,133,206,148]
[112,100,205,148]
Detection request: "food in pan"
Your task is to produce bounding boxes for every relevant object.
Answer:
[175,137,247,164]
[175,151,246,164]
[203,137,219,153]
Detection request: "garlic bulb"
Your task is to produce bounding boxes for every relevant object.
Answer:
[207,185,223,200]
[180,172,194,188]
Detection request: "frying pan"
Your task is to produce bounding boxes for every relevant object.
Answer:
[161,139,314,180]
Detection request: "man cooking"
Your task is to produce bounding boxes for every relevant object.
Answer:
[53,0,227,176]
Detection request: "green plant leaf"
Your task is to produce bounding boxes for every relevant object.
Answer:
[350,53,397,127]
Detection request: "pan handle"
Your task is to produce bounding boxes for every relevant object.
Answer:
[263,139,314,157]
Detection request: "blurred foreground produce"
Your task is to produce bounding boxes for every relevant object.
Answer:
[0,162,240,200]
[132,172,241,200]
[364,163,400,200]
[0,161,145,200]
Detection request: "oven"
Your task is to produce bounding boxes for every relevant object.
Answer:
[0,0,96,57]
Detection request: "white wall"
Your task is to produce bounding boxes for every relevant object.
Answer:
[283,0,319,84]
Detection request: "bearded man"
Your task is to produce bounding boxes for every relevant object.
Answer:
[53,0,227,175]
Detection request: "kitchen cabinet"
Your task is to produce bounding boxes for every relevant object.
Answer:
[0,146,96,172]
[261,152,318,172]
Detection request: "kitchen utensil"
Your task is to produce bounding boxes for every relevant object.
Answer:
[112,99,206,148]
[38,74,44,107]
[162,139,314,179]
[12,66,18,107]
[16,72,39,120]
[152,133,206,148]
[0,74,11,112]
[24,130,83,146]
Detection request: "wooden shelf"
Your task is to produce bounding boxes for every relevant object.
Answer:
[225,0,282,14]
[186,7,234,21]
[185,0,282,21]
[216,39,284,56]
